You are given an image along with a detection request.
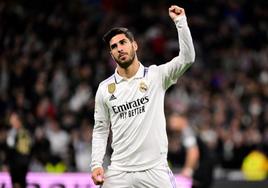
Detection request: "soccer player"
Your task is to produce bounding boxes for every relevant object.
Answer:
[91,5,195,187]
[167,113,199,178]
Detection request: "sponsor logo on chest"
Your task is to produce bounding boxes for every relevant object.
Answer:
[112,96,149,119]
[107,80,150,119]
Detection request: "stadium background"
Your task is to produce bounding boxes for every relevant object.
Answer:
[0,0,267,187]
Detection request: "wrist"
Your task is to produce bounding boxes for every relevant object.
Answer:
[174,15,187,28]
[91,165,102,172]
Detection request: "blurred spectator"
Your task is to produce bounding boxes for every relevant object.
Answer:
[6,111,32,188]
[167,113,215,188]
[30,127,51,172]
[45,118,70,162]
[45,155,67,173]
[0,127,7,171]
[69,82,92,113]
[71,119,92,172]
[167,113,199,177]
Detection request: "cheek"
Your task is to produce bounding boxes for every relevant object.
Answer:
[129,46,135,54]
[110,51,117,58]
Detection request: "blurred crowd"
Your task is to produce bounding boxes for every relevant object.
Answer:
[0,0,267,176]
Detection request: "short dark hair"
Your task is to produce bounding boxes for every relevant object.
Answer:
[103,27,134,47]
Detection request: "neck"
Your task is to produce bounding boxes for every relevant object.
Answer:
[117,57,140,79]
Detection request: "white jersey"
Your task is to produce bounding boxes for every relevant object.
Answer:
[91,15,195,172]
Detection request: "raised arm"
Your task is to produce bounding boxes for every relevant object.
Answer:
[169,5,195,63]
[160,5,195,89]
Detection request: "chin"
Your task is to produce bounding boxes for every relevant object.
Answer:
[118,61,132,69]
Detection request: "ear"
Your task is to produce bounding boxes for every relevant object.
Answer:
[133,41,138,51]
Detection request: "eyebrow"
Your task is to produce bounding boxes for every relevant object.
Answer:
[110,39,127,49]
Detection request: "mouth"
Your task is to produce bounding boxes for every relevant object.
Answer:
[119,56,127,61]
[119,53,127,59]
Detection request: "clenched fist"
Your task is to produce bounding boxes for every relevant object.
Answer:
[169,5,185,21]
[91,167,104,185]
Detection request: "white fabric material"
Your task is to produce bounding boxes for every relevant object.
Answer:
[102,163,176,188]
[182,126,197,148]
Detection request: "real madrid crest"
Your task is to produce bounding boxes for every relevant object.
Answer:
[108,83,116,94]
[139,81,148,93]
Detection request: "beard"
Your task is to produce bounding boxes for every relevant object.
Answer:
[114,49,136,69]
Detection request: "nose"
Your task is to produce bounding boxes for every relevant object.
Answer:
[117,44,124,52]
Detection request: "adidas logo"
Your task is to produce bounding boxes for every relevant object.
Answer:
[109,94,117,101]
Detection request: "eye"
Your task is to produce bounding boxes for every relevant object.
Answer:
[119,40,126,45]
[110,44,117,49]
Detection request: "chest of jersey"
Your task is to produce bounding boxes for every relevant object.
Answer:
[106,78,153,120]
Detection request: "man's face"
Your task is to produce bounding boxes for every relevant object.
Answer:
[109,33,137,69]
[9,113,22,129]
[168,115,186,132]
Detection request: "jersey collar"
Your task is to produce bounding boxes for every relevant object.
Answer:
[114,63,146,84]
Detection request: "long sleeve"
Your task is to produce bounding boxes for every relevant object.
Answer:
[159,15,195,90]
[174,15,195,64]
[91,86,110,171]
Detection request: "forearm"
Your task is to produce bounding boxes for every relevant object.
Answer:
[183,146,199,175]
[175,15,195,63]
[91,121,110,171]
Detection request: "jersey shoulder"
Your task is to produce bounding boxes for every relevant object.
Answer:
[147,64,161,78]
[99,74,115,88]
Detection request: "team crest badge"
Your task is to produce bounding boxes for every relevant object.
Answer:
[108,83,116,94]
[139,81,148,93]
